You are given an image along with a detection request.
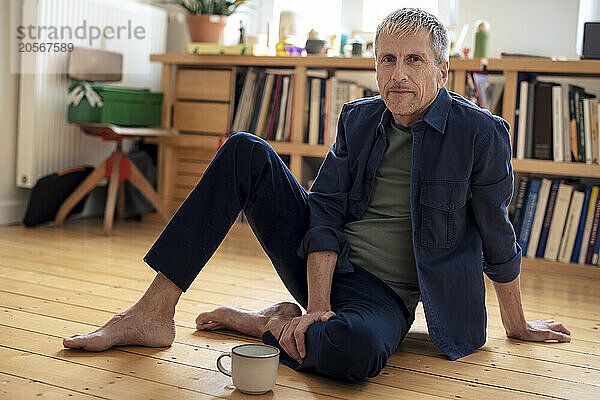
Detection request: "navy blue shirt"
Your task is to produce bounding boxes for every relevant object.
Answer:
[297,87,522,360]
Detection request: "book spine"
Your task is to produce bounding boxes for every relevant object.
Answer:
[533,82,553,160]
[510,177,530,238]
[303,77,311,143]
[558,191,584,263]
[568,87,578,161]
[284,75,295,142]
[527,178,551,258]
[584,97,593,165]
[585,194,600,264]
[536,179,561,258]
[525,80,536,158]
[516,81,529,159]
[275,76,290,142]
[561,84,572,162]
[318,78,327,145]
[518,179,541,254]
[571,185,593,263]
[590,98,598,165]
[578,186,598,263]
[544,183,573,261]
[552,85,564,162]
[266,75,283,140]
[576,88,584,162]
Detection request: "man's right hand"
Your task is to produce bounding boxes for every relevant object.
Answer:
[279,309,336,363]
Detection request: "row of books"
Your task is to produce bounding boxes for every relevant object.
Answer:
[230,68,376,145]
[232,68,296,142]
[510,176,600,266]
[302,72,377,146]
[513,74,600,163]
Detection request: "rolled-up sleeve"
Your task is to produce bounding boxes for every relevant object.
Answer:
[470,117,522,283]
[297,104,354,273]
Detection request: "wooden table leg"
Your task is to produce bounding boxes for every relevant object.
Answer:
[127,161,172,222]
[118,183,126,220]
[103,154,122,234]
[55,161,107,226]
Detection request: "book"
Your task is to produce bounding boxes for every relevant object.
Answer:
[558,190,585,263]
[255,73,275,137]
[248,71,267,133]
[575,86,585,162]
[585,192,600,264]
[568,86,579,161]
[536,179,561,258]
[591,98,598,164]
[578,186,599,264]
[275,75,290,142]
[231,68,257,133]
[533,81,555,160]
[583,97,593,164]
[516,80,529,159]
[513,72,532,158]
[318,77,327,145]
[571,186,594,263]
[544,182,573,261]
[308,77,322,145]
[266,74,283,140]
[560,83,572,162]
[524,78,536,158]
[518,179,542,255]
[527,178,552,258]
[552,85,564,162]
[284,75,295,142]
[323,78,332,146]
[509,176,530,238]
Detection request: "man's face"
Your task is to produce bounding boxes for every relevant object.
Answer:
[375,29,448,126]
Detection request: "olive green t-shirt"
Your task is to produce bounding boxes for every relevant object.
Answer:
[343,121,421,323]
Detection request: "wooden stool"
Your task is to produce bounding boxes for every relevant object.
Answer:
[55,123,176,234]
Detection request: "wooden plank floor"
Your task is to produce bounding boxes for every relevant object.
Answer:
[0,219,598,400]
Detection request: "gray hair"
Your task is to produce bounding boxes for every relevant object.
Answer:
[374,8,450,65]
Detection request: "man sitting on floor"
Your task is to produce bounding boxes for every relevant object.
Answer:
[63,8,571,382]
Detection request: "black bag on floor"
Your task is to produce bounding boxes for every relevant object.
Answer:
[23,166,94,227]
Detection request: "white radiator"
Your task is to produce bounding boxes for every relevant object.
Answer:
[15,0,167,188]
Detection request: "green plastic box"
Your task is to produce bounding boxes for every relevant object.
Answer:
[68,81,163,127]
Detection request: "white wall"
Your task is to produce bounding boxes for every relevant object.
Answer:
[0,1,29,225]
[456,0,581,59]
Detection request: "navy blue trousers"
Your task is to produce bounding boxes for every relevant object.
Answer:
[144,133,410,382]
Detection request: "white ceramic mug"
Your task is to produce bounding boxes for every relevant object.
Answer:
[216,344,280,395]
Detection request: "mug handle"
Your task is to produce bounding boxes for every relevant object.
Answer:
[216,352,232,377]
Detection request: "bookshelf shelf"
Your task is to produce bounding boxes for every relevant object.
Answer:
[487,58,600,75]
[522,257,600,279]
[512,159,600,178]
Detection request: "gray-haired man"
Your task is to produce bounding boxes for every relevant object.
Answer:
[64,8,570,382]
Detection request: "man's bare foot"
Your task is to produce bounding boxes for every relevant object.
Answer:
[196,302,301,338]
[62,303,176,351]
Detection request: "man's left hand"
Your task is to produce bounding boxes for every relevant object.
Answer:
[508,320,571,342]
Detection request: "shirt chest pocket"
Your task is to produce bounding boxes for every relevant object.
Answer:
[419,181,472,248]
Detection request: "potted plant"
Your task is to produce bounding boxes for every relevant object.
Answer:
[177,0,247,44]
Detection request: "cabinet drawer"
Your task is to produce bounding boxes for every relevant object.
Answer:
[176,69,231,101]
[173,101,229,133]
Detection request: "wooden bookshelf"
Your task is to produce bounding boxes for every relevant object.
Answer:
[488,58,600,277]
[149,54,600,278]
[149,54,483,212]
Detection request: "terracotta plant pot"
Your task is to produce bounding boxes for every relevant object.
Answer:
[186,14,228,43]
